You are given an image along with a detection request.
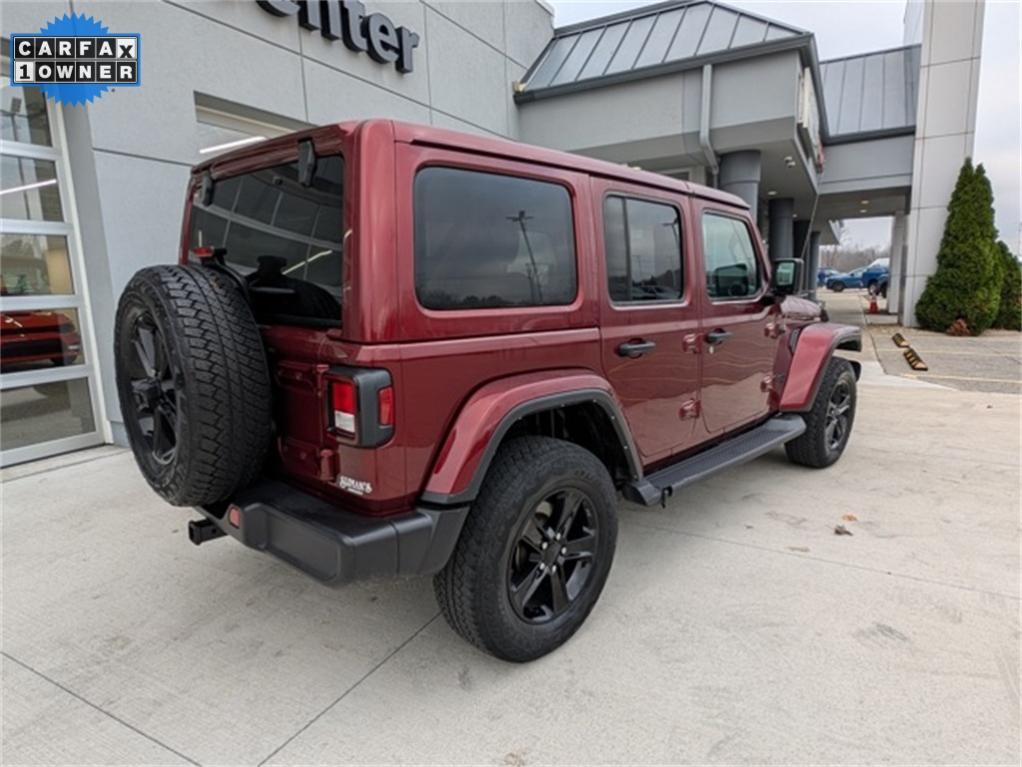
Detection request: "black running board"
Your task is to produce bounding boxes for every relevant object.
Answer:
[623,414,806,507]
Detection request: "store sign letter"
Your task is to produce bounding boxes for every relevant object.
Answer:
[257,0,419,73]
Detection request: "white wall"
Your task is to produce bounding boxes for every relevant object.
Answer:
[900,0,985,327]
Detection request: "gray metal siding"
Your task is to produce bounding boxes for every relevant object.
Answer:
[820,44,921,138]
[522,0,804,93]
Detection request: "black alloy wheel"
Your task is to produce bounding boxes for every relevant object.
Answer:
[434,436,618,662]
[825,379,852,453]
[125,313,179,464]
[507,488,598,623]
[784,357,857,469]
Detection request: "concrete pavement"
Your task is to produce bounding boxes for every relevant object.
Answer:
[2,353,1019,763]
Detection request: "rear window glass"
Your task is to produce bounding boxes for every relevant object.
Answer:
[414,167,577,310]
[188,155,344,327]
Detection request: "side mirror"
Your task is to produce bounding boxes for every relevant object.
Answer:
[771,258,803,296]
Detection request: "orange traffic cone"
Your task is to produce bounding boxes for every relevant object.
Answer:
[868,294,879,314]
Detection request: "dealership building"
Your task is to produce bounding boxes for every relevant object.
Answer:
[0,0,985,465]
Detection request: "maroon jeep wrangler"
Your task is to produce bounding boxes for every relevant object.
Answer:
[114,120,859,661]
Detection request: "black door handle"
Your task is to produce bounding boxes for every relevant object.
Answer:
[617,339,656,358]
[706,329,734,345]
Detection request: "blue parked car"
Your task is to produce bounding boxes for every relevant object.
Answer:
[817,267,839,287]
[825,268,866,292]
[826,259,889,292]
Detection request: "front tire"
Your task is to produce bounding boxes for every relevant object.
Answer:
[785,358,857,468]
[434,436,618,662]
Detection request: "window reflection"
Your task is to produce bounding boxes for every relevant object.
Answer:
[603,196,683,302]
[414,167,577,310]
[1,234,74,295]
[0,308,84,372]
[0,156,63,221]
[1,377,95,451]
[0,39,52,146]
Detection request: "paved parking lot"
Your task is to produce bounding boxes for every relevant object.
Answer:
[3,347,1019,764]
[822,288,1022,394]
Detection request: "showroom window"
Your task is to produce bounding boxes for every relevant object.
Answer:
[1,47,104,465]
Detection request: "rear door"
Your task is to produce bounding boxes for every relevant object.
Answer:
[595,180,703,465]
[696,203,779,434]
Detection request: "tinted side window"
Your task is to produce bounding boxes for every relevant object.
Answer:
[189,156,344,326]
[414,167,576,310]
[603,196,682,302]
[702,213,761,299]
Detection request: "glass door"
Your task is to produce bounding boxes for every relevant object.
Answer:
[1,55,105,466]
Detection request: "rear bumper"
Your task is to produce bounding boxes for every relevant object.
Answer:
[194,479,468,586]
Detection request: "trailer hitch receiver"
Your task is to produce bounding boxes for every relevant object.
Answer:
[188,518,226,545]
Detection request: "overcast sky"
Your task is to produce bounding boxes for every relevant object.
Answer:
[548,0,1021,254]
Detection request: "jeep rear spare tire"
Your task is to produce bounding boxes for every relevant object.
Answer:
[115,265,272,506]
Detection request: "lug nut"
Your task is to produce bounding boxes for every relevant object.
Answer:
[561,547,567,555]
[538,563,545,572]
[541,542,548,550]
[551,565,557,573]
[555,532,561,541]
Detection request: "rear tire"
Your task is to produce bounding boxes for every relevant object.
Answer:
[785,357,857,468]
[434,436,618,662]
[830,282,845,293]
[114,265,272,506]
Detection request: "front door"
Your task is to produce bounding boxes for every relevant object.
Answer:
[696,204,778,434]
[595,182,703,465]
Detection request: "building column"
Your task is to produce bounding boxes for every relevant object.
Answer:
[807,231,822,300]
[718,150,762,220]
[768,197,794,262]
[901,0,985,326]
[888,211,907,315]
[793,220,811,290]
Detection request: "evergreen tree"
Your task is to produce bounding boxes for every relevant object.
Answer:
[915,160,1001,335]
[993,240,1022,330]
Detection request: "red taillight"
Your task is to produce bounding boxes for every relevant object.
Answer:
[331,379,356,434]
[191,246,215,260]
[378,385,394,426]
[227,504,242,528]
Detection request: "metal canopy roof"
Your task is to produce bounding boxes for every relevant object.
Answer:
[820,45,921,142]
[519,0,809,99]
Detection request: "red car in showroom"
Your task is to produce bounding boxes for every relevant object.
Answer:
[1,310,82,370]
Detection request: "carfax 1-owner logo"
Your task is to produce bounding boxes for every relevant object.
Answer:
[9,13,140,105]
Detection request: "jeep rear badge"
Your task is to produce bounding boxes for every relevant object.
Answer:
[337,475,373,496]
